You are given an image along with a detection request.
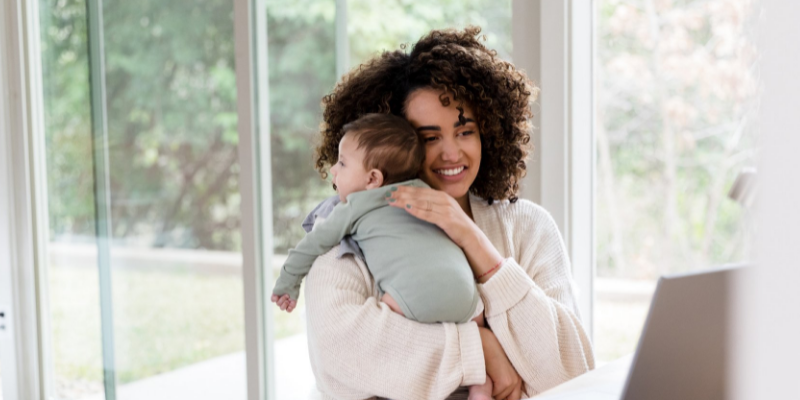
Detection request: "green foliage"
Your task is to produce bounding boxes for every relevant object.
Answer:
[40,0,511,253]
[595,0,760,277]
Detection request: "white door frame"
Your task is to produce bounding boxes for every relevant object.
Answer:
[1,0,52,399]
[233,0,275,399]
[513,0,595,337]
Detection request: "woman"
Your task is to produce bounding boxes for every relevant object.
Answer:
[304,27,595,400]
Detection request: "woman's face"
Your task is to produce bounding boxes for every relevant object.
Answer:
[405,88,482,202]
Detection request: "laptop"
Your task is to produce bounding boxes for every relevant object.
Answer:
[535,265,743,400]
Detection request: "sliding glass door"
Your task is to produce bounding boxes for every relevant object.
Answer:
[39,0,246,399]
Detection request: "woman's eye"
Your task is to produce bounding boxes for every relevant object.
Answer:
[460,130,475,136]
[338,161,344,166]
[423,136,438,143]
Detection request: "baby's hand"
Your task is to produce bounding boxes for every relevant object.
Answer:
[270,294,297,313]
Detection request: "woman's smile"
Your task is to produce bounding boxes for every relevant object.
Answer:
[432,165,468,180]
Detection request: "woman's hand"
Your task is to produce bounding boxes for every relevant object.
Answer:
[385,185,478,248]
[386,185,504,281]
[480,327,524,400]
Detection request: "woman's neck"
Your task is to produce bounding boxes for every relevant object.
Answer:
[457,194,473,219]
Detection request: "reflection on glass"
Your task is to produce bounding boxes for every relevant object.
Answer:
[40,0,245,398]
[594,0,760,363]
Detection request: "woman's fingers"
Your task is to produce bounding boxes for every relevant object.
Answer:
[508,381,523,400]
[385,186,451,223]
[387,198,441,227]
[386,185,448,208]
[385,183,481,249]
[494,383,514,400]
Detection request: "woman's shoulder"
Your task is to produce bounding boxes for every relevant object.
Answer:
[471,194,560,235]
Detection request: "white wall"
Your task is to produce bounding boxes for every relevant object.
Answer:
[732,1,800,398]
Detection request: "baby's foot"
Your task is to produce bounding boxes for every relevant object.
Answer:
[468,375,494,400]
[467,391,492,400]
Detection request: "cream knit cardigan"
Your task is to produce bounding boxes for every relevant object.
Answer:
[304,194,596,399]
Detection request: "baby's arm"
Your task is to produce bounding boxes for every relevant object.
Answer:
[271,198,362,308]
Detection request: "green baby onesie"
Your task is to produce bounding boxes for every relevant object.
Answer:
[272,179,479,324]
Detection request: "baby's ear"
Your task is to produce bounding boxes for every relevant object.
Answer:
[366,169,384,189]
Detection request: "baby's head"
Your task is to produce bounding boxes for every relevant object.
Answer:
[331,113,424,202]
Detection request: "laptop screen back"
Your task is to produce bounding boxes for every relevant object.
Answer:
[621,266,741,400]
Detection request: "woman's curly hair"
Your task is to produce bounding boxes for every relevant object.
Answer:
[316,26,538,203]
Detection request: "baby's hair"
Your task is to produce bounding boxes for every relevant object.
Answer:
[342,113,424,186]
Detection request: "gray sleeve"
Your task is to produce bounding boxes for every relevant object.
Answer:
[302,195,340,233]
[272,199,361,300]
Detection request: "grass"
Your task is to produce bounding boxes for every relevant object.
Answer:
[49,263,307,393]
[50,266,245,384]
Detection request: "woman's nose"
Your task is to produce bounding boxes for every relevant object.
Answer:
[440,138,461,162]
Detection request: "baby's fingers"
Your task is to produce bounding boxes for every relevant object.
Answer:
[275,295,290,310]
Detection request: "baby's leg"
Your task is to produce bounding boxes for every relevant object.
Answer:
[472,312,485,327]
[468,374,493,400]
[380,293,405,316]
[471,297,486,327]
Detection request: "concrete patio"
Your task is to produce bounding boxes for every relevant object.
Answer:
[80,333,320,400]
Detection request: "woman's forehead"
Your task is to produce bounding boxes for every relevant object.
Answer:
[406,89,475,123]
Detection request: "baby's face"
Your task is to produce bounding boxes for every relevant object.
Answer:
[330,133,371,203]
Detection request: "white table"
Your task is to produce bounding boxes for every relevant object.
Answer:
[531,355,633,399]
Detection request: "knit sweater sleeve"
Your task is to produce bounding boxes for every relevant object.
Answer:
[304,247,486,400]
[477,201,596,397]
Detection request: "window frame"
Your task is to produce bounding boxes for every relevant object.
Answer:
[1,0,52,398]
[513,0,595,338]
[234,0,275,399]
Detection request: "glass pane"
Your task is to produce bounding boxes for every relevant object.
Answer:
[594,0,760,363]
[101,0,244,398]
[264,1,336,398]
[349,0,512,66]
[38,0,105,397]
[39,0,246,399]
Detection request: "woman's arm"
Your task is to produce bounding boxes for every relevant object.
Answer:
[304,247,486,399]
[478,203,595,396]
[388,187,594,396]
[385,186,504,279]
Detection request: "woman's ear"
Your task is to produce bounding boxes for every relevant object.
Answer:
[366,169,384,189]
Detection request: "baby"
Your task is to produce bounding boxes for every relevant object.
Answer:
[271,113,492,399]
